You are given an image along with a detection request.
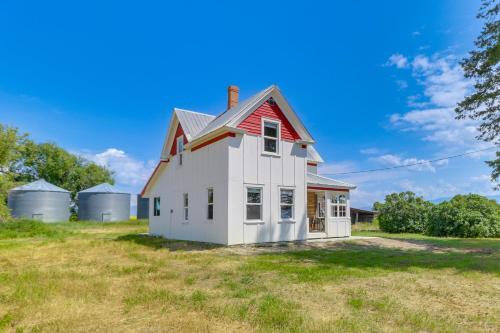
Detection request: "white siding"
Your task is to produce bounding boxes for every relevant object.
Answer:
[148,138,230,245]
[227,134,308,245]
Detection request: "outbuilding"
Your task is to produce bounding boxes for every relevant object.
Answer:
[77,183,130,222]
[8,179,70,222]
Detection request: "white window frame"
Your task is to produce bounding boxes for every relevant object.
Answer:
[177,136,184,165]
[261,118,281,156]
[245,185,264,223]
[278,187,295,222]
[207,188,214,221]
[153,197,160,217]
[330,192,348,218]
[183,193,189,221]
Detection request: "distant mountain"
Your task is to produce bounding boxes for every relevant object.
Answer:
[431,194,500,204]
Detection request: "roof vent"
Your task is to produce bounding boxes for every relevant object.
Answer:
[268,97,276,106]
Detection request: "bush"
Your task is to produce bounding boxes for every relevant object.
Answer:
[427,194,500,238]
[378,192,433,233]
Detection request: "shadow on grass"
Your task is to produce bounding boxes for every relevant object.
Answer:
[115,234,224,252]
[244,243,500,280]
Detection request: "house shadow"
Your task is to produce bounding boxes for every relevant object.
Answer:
[115,233,224,252]
[252,242,500,275]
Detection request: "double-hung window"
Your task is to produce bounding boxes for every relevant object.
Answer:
[280,189,294,220]
[183,193,189,220]
[263,120,280,154]
[177,136,184,165]
[153,197,160,216]
[207,188,214,220]
[331,194,347,217]
[246,187,262,220]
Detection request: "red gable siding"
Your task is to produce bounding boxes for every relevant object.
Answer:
[169,123,188,156]
[237,101,301,141]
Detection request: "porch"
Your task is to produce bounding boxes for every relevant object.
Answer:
[306,173,356,239]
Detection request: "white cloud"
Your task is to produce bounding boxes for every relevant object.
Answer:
[386,53,409,68]
[412,31,421,37]
[79,148,156,192]
[360,148,382,155]
[388,53,496,156]
[374,154,436,172]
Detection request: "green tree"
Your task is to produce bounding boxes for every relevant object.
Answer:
[427,194,500,237]
[378,192,433,233]
[14,142,114,199]
[455,0,500,187]
[0,125,29,221]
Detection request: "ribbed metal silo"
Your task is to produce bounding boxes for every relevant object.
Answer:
[77,183,130,222]
[136,194,149,219]
[8,179,71,222]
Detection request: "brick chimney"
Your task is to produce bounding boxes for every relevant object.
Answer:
[227,85,239,110]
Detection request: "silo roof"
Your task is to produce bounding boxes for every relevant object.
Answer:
[78,183,128,194]
[10,179,70,193]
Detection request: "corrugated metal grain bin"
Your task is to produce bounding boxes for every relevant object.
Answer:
[136,194,149,219]
[77,183,130,222]
[8,179,70,222]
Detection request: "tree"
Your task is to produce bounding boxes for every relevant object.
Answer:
[427,194,500,237]
[377,192,433,233]
[455,0,500,186]
[14,142,114,200]
[0,125,29,221]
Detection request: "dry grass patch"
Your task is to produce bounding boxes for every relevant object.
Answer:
[0,220,498,332]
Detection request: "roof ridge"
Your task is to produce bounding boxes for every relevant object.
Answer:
[174,108,216,118]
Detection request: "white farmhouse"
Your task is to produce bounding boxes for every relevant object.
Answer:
[142,85,356,245]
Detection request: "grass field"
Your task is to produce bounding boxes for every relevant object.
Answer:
[0,220,499,332]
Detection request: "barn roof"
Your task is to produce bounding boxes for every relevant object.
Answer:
[10,179,70,193]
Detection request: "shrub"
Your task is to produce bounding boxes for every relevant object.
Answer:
[427,194,500,238]
[378,192,433,233]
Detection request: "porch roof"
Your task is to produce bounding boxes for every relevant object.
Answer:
[307,173,356,190]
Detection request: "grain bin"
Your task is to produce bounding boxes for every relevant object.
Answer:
[8,179,71,222]
[77,183,130,222]
[136,194,149,219]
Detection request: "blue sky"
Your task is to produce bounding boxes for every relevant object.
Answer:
[0,0,497,209]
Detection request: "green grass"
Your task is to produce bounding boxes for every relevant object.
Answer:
[0,219,498,332]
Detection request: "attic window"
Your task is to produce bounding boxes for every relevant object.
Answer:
[268,97,276,106]
[262,120,280,154]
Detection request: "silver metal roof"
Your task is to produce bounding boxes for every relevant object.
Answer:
[78,183,128,194]
[307,173,356,189]
[307,146,324,163]
[10,179,70,193]
[174,108,216,141]
[194,86,274,139]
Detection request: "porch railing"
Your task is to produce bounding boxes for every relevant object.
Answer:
[309,217,325,232]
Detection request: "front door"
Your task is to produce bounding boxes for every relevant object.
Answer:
[308,192,325,232]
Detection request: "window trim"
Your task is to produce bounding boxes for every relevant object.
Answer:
[207,187,214,221]
[261,118,281,156]
[278,186,295,222]
[153,197,161,217]
[183,193,189,222]
[245,185,264,223]
[177,136,184,165]
[330,192,348,218]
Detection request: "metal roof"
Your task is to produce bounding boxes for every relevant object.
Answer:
[174,108,216,141]
[10,179,70,193]
[307,173,356,189]
[78,183,128,194]
[194,86,275,139]
[307,146,324,163]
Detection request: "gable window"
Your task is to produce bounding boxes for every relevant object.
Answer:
[280,189,294,220]
[246,187,262,220]
[331,194,347,217]
[207,188,214,220]
[177,136,184,165]
[153,197,161,216]
[262,120,280,154]
[183,193,189,220]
